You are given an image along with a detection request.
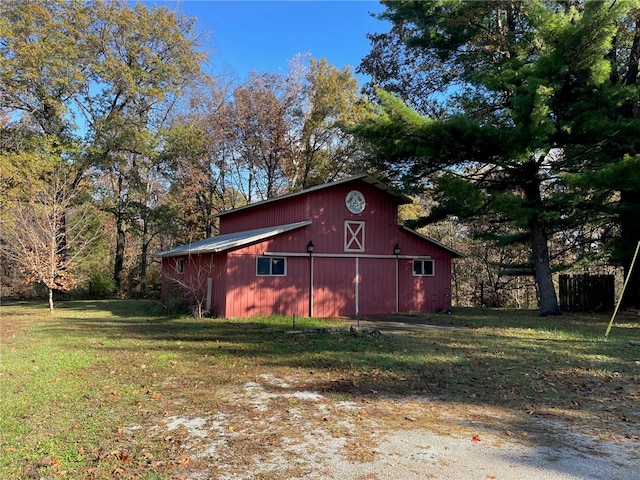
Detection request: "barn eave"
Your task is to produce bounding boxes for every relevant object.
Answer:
[401,226,465,258]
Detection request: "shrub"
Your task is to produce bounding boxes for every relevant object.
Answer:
[86,271,116,299]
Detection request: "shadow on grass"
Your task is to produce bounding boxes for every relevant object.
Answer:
[55,298,171,319]
[36,301,640,430]
[6,300,639,480]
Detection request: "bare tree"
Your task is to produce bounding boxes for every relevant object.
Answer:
[162,255,215,318]
[1,165,101,313]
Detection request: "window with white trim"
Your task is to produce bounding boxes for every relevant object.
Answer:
[257,257,286,276]
[175,258,184,274]
[344,220,365,252]
[413,259,435,276]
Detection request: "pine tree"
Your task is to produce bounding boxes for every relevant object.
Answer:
[357,0,640,313]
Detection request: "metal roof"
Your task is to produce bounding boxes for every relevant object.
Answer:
[215,174,412,218]
[155,220,312,258]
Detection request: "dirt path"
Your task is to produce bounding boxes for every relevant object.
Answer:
[314,427,637,480]
[151,373,639,480]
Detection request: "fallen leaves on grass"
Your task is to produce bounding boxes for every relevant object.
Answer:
[147,390,162,399]
[112,450,132,463]
[26,456,65,478]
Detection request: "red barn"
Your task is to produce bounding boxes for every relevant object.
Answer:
[158,174,463,318]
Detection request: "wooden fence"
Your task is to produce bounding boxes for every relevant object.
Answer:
[559,274,615,312]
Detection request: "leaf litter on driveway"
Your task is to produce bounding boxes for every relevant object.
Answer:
[136,373,639,480]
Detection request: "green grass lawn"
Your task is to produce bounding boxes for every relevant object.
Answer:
[1,300,638,479]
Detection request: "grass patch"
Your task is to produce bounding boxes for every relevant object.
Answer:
[1,301,639,479]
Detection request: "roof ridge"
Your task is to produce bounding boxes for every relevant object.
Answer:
[214,173,411,218]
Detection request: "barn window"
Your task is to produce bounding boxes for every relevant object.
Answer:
[413,259,435,276]
[257,257,286,276]
[175,258,184,274]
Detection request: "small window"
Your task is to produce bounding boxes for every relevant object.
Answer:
[175,258,184,274]
[257,257,286,276]
[413,259,434,276]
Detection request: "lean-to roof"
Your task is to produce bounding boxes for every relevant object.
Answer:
[156,221,311,258]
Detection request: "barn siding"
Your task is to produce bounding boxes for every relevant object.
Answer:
[313,257,356,317]
[211,254,227,317]
[225,238,310,318]
[398,257,452,312]
[219,181,402,252]
[160,254,225,314]
[306,184,400,254]
[359,257,396,315]
[220,196,310,235]
[218,220,455,317]
[161,175,460,318]
[394,231,454,313]
[162,231,455,318]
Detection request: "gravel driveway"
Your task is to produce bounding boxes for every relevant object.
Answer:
[159,371,639,480]
[317,426,637,480]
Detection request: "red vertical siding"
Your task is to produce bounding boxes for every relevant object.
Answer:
[313,257,356,317]
[211,253,227,317]
[398,257,453,313]
[220,196,310,234]
[161,254,224,314]
[224,239,310,318]
[306,184,400,255]
[162,177,459,318]
[359,258,396,315]
[219,180,403,254]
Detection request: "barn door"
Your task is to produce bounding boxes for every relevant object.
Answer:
[313,257,356,317]
[206,278,213,312]
[358,258,395,315]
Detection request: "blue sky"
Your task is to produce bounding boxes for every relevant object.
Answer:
[146,1,387,80]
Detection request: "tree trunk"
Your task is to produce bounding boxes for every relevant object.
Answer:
[621,257,640,310]
[140,218,149,294]
[114,215,125,290]
[48,287,54,315]
[522,160,560,316]
[529,215,560,315]
[56,210,68,281]
[113,172,127,290]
